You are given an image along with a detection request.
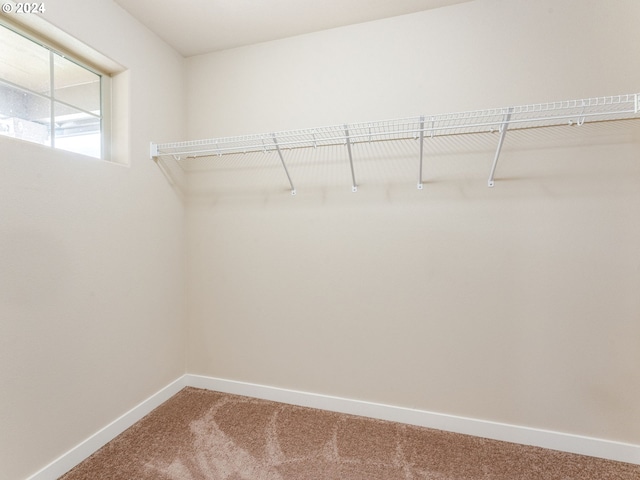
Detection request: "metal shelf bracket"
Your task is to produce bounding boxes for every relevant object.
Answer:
[272,134,297,195]
[577,99,587,126]
[345,125,358,192]
[418,115,425,190]
[487,108,513,188]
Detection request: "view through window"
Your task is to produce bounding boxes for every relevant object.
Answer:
[0,23,102,158]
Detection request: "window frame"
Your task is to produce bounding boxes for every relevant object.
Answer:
[0,19,111,160]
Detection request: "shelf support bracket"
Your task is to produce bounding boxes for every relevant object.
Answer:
[488,108,513,188]
[345,125,358,192]
[577,100,586,126]
[418,116,425,189]
[272,134,296,195]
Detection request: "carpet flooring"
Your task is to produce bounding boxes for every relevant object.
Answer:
[59,387,640,479]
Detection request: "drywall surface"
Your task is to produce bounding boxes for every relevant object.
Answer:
[185,0,640,446]
[185,0,640,138]
[0,1,186,479]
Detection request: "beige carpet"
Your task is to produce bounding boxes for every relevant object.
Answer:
[59,387,640,479]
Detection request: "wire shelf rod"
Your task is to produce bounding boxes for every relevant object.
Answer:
[150,93,640,190]
[153,93,638,149]
[158,112,636,150]
[154,115,636,155]
[157,108,638,159]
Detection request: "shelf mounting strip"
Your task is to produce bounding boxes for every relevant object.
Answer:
[151,93,640,193]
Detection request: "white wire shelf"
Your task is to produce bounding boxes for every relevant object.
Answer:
[151,93,640,192]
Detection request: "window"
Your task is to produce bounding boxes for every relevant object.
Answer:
[0,22,104,158]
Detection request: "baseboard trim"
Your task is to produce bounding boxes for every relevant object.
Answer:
[185,374,640,466]
[27,373,640,479]
[26,375,188,480]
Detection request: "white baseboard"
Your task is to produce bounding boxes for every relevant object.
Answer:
[26,375,188,480]
[28,373,640,479]
[185,374,640,466]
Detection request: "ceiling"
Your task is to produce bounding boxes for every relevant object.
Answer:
[113,0,472,57]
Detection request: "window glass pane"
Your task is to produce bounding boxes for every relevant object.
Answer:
[53,53,100,114]
[0,24,105,159]
[54,101,100,157]
[0,82,50,145]
[0,24,50,95]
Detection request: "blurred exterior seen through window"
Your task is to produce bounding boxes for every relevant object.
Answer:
[0,23,102,158]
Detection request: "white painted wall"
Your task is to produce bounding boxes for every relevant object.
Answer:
[186,0,640,138]
[0,1,186,479]
[185,0,640,448]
